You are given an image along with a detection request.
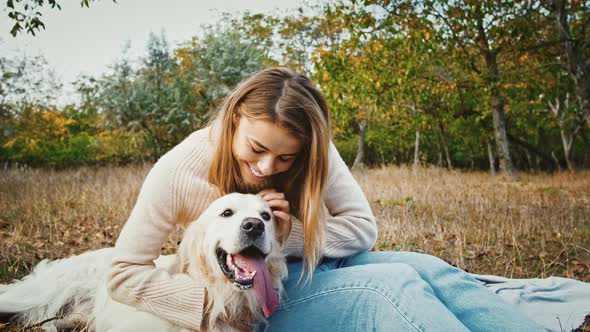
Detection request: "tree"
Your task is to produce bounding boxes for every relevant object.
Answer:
[6,0,116,36]
[422,0,550,179]
[0,53,61,107]
[548,93,584,171]
[546,0,590,130]
[176,24,271,116]
[94,26,270,158]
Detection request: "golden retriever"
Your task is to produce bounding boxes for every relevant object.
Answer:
[0,193,288,332]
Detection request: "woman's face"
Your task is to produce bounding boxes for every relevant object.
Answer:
[232,115,303,186]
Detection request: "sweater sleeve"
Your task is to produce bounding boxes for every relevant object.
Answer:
[106,152,208,330]
[284,141,378,258]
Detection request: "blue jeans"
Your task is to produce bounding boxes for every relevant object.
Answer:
[260,251,544,332]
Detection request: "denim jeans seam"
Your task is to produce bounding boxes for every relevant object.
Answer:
[282,286,424,332]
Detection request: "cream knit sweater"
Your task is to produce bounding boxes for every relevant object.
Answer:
[107,126,378,330]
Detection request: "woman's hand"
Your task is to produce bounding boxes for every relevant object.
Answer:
[257,189,292,243]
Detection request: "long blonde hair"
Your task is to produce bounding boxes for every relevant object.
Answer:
[208,67,330,278]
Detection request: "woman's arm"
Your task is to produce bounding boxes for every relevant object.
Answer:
[107,146,213,330]
[284,141,378,258]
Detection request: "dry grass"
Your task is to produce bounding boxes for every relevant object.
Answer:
[1,164,588,284]
[354,165,590,281]
[0,163,185,284]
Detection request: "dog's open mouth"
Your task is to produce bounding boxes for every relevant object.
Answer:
[216,246,266,290]
[216,245,279,318]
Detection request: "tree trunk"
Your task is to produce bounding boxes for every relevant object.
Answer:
[486,52,519,180]
[552,151,562,172]
[548,96,580,172]
[574,77,590,130]
[562,131,575,171]
[413,130,420,167]
[437,121,452,169]
[475,5,519,180]
[487,141,497,176]
[551,0,590,130]
[560,125,579,172]
[352,119,368,170]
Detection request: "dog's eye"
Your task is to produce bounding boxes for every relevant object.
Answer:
[260,212,271,221]
[221,209,233,217]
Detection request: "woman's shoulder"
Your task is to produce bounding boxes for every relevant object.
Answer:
[139,127,215,199]
[327,140,347,174]
[156,127,214,176]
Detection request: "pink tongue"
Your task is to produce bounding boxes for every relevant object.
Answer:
[233,254,279,318]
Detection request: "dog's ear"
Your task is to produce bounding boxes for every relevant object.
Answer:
[178,222,203,275]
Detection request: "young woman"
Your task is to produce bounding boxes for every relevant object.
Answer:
[107,67,543,331]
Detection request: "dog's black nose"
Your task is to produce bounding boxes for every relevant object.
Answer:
[241,218,264,239]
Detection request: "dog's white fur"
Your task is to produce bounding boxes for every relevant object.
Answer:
[0,193,288,332]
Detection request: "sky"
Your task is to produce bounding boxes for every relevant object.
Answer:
[0,0,307,104]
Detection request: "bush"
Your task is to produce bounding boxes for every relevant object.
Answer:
[333,136,358,166]
[0,107,150,167]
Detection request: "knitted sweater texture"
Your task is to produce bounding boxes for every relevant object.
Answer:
[107,126,378,330]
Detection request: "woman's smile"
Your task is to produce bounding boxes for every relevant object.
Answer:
[232,116,302,185]
[246,161,266,179]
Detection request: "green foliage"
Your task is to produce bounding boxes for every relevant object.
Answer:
[175,24,270,115]
[93,28,269,158]
[1,24,272,166]
[0,106,147,166]
[6,0,115,37]
[333,136,358,166]
[254,0,590,170]
[2,1,590,169]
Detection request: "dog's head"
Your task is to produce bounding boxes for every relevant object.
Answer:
[179,193,289,328]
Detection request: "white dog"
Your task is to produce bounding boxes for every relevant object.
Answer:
[0,193,289,332]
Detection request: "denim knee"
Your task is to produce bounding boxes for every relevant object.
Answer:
[277,263,429,331]
[341,251,545,331]
[275,262,472,332]
[346,251,466,281]
[393,252,479,285]
[338,263,432,331]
